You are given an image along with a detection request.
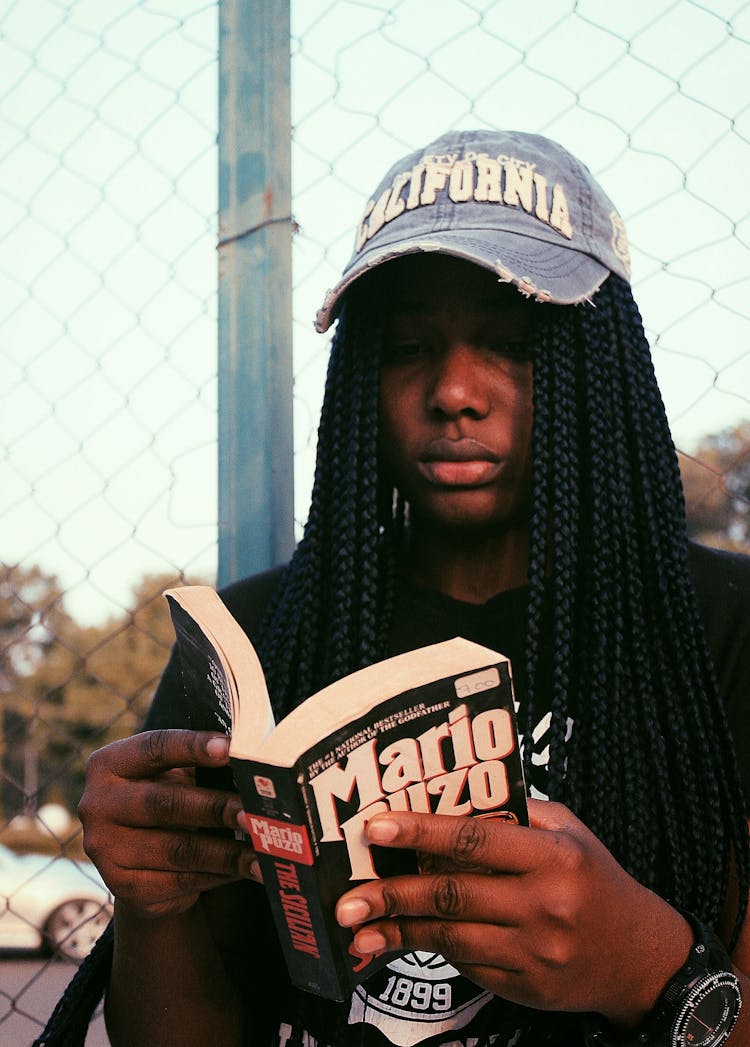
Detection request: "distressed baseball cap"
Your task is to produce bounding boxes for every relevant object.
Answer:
[315,128,631,332]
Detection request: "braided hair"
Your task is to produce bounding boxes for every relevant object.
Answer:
[255,271,749,945]
[525,275,749,942]
[254,287,400,706]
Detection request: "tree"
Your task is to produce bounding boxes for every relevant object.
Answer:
[0,564,73,819]
[680,420,750,553]
[3,567,209,818]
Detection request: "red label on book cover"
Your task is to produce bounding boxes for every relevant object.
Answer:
[247,814,314,865]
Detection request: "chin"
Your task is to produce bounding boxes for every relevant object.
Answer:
[412,492,526,533]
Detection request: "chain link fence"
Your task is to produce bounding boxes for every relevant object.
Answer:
[1,1,749,1041]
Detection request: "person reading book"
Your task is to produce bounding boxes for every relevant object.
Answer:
[38,129,750,1047]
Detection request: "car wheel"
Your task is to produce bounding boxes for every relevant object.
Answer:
[44,898,113,962]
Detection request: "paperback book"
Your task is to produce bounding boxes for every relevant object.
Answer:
[164,584,528,1001]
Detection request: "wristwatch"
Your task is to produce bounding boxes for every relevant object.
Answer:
[583,909,742,1047]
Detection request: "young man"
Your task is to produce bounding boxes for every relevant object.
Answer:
[38,130,750,1047]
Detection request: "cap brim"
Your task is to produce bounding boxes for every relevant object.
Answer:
[315,230,609,333]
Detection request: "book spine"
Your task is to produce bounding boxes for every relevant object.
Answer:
[230,755,350,1001]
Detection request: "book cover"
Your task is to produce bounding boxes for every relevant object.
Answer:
[164,586,527,1001]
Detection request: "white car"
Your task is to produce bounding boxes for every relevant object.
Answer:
[0,843,113,962]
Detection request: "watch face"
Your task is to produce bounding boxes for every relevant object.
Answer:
[672,973,742,1047]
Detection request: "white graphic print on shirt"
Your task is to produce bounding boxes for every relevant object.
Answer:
[348,952,493,1046]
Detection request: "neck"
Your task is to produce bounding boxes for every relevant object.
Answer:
[403,522,530,604]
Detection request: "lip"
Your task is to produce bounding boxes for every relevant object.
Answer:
[418,438,503,487]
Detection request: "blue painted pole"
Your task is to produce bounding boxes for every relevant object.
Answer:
[217,0,295,586]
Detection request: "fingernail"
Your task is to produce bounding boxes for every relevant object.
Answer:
[241,852,261,880]
[336,897,371,927]
[227,802,246,835]
[353,927,387,955]
[366,816,399,844]
[206,736,229,760]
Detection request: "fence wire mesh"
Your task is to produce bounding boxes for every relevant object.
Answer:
[1,1,749,1041]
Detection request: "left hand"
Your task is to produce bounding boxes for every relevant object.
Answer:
[335,799,692,1025]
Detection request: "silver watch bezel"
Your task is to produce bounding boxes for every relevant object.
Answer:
[670,970,742,1047]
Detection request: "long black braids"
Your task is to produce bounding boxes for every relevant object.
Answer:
[524,274,749,944]
[253,290,396,719]
[259,270,748,945]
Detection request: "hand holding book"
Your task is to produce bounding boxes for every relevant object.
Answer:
[78,728,260,920]
[333,799,694,1027]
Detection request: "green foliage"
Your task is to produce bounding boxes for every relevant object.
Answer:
[1,566,210,819]
[679,420,750,552]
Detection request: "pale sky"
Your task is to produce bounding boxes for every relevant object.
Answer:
[2,0,749,623]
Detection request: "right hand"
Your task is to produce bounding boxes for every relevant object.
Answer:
[78,729,259,920]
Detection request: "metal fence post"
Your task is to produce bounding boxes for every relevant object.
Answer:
[217,0,295,587]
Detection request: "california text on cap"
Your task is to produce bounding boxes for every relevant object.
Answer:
[315,128,631,333]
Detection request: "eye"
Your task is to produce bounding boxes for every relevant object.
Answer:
[486,340,533,362]
[381,339,429,364]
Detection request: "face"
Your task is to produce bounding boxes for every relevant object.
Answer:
[376,254,536,534]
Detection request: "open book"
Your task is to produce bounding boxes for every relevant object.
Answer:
[164,584,528,1001]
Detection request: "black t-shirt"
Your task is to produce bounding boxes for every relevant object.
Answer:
[145,540,750,1047]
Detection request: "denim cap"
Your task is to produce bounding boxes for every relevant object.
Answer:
[315,128,631,332]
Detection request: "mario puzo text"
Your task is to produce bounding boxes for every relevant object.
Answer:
[309,686,518,882]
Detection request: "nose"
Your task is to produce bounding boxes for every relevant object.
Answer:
[426,342,490,420]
